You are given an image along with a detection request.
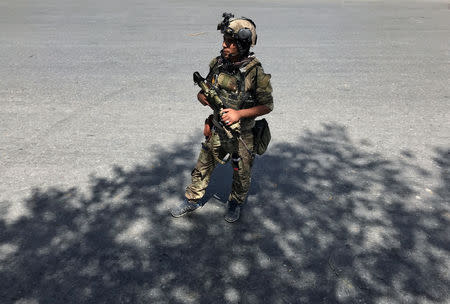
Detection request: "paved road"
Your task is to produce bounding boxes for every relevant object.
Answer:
[1,0,449,303]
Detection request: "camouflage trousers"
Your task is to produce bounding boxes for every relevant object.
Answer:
[185,130,254,205]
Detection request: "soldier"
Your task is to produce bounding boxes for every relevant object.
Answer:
[170,13,274,222]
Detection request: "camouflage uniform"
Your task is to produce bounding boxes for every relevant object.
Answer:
[185,55,274,204]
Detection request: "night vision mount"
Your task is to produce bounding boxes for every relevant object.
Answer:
[217,12,235,33]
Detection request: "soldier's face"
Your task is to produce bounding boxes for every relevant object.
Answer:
[222,36,239,58]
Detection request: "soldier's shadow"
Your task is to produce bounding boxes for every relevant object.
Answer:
[199,153,274,210]
[200,162,233,206]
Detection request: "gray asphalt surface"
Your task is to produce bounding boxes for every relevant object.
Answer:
[1,0,449,303]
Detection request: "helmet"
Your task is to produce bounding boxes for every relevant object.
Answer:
[217,13,257,56]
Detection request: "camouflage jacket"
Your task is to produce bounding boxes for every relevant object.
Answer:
[206,55,273,131]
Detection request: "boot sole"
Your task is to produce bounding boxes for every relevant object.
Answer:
[170,206,200,218]
[224,216,239,223]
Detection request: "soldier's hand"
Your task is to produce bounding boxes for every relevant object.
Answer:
[197,92,209,106]
[221,108,241,125]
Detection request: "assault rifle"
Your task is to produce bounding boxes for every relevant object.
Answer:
[193,71,241,139]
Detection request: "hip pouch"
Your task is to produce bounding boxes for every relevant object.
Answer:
[252,118,271,155]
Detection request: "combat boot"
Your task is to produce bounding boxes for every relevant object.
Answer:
[224,200,241,223]
[170,198,200,218]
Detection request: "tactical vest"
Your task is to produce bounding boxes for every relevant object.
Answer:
[208,56,261,131]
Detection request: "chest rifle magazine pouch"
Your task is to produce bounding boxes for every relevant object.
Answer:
[253,118,271,155]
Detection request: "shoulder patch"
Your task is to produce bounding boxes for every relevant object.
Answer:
[257,69,272,89]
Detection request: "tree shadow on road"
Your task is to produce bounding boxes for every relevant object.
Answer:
[0,123,448,304]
